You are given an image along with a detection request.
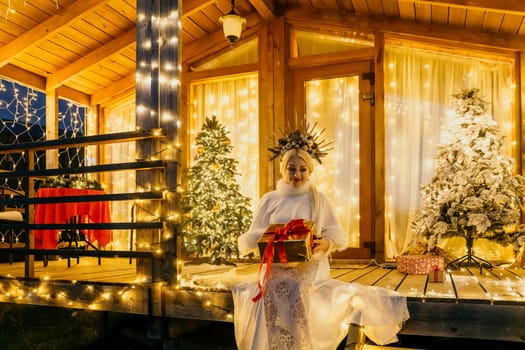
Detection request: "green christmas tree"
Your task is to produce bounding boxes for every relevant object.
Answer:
[180,115,252,265]
[410,88,525,264]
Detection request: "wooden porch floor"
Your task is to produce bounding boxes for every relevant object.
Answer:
[165,259,525,345]
[1,257,523,303]
[0,258,523,345]
[0,256,138,283]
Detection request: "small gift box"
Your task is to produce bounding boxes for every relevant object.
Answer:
[428,267,446,282]
[257,219,316,263]
[396,254,444,275]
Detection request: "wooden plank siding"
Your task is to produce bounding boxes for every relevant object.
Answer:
[0,1,522,107]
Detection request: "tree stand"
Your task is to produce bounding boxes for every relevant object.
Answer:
[447,233,493,272]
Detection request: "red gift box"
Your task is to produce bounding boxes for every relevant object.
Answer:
[396,255,444,275]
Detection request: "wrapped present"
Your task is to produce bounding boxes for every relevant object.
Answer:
[395,254,444,275]
[253,219,316,302]
[257,219,316,263]
[428,267,446,282]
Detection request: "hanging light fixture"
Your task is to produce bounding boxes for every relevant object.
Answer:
[219,0,246,46]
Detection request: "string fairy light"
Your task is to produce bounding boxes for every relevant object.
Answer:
[304,76,361,248]
[5,0,59,19]
[0,274,165,313]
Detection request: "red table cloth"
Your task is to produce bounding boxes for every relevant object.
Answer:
[34,188,111,249]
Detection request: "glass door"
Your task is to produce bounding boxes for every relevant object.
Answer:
[292,61,374,259]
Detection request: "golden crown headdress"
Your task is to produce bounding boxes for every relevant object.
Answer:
[268,123,333,164]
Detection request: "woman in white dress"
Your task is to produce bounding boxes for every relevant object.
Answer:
[234,129,409,350]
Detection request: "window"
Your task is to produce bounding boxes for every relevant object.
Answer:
[384,43,516,260]
[103,99,136,250]
[189,74,260,210]
[191,39,258,71]
[305,76,362,248]
[291,29,374,57]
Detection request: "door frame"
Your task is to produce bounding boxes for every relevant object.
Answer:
[291,60,375,259]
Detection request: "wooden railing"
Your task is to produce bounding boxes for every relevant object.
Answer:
[0,129,172,280]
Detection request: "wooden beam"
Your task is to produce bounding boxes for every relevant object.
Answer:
[185,63,258,81]
[288,47,376,69]
[182,0,274,20]
[284,8,525,51]
[46,27,136,91]
[0,64,46,91]
[56,85,90,106]
[182,13,264,65]
[181,0,215,17]
[0,0,111,68]
[247,0,276,21]
[398,0,525,15]
[98,88,135,110]
[91,73,135,106]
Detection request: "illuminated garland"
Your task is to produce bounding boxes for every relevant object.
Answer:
[39,175,102,190]
[5,1,59,19]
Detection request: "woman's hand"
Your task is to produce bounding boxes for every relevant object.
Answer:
[313,237,331,254]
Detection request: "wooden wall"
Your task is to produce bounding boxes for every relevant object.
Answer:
[182,10,524,262]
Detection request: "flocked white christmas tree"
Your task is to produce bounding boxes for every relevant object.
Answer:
[410,88,525,267]
[180,115,252,265]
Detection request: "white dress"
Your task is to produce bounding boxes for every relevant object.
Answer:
[232,180,409,350]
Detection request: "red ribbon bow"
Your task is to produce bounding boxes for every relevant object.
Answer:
[432,265,439,280]
[252,219,309,302]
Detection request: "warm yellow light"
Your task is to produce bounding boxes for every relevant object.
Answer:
[219,12,246,46]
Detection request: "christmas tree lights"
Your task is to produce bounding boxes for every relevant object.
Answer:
[180,115,252,265]
[410,88,525,267]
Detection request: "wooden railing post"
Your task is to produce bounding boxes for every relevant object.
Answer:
[25,148,35,278]
[136,0,181,286]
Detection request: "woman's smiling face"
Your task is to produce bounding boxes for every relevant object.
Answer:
[285,155,310,188]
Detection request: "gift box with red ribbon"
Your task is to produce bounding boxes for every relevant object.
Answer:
[428,266,446,282]
[252,219,316,302]
[395,254,444,275]
[257,219,316,263]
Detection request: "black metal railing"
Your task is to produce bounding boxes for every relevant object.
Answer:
[0,129,172,282]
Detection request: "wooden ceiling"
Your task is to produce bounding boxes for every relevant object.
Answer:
[0,0,523,108]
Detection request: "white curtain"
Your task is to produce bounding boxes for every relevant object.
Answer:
[103,100,136,250]
[384,44,515,258]
[306,76,361,248]
[190,74,259,211]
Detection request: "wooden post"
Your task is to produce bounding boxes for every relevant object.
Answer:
[44,90,58,169]
[271,18,288,187]
[373,32,386,263]
[25,149,35,278]
[136,0,180,284]
[258,22,275,194]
